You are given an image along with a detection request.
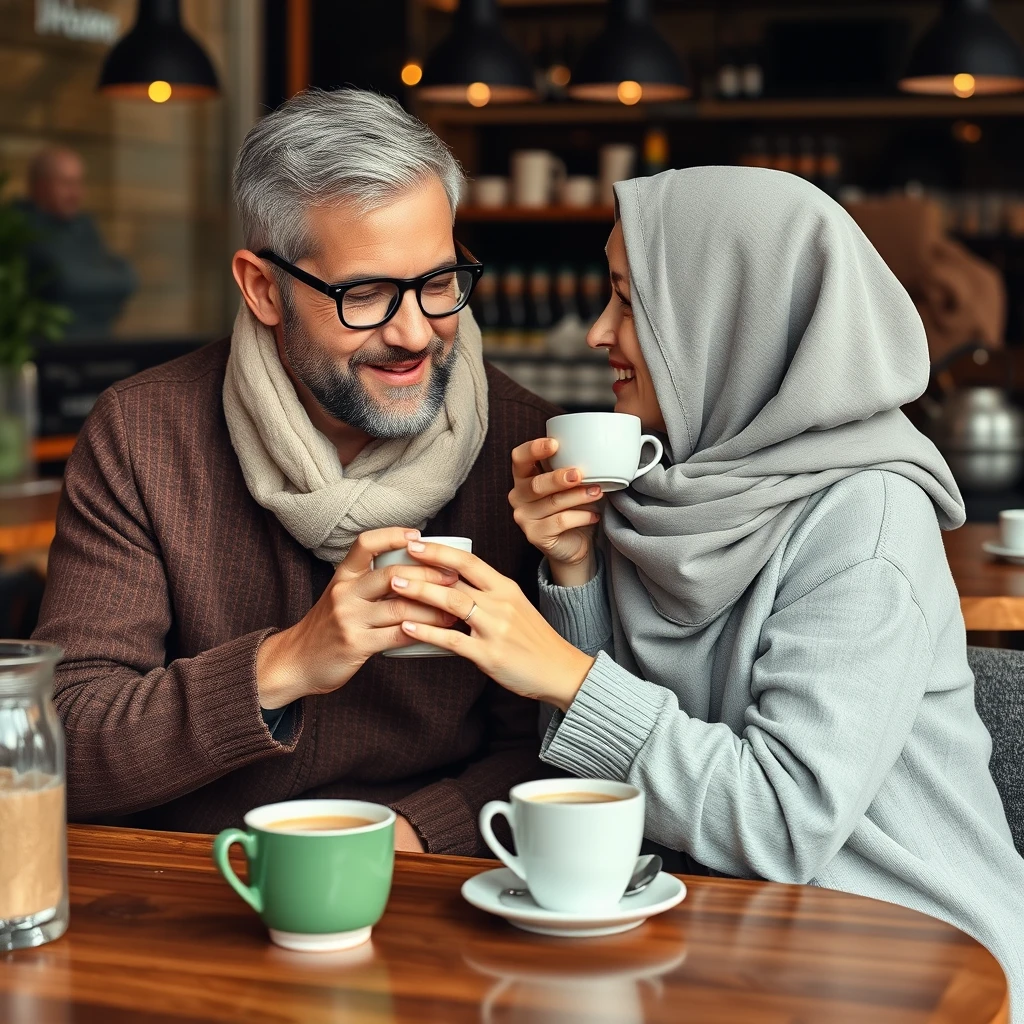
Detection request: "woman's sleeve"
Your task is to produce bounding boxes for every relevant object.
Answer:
[540,556,933,884]
[537,553,614,657]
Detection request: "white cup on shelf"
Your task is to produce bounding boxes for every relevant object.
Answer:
[560,176,599,208]
[599,144,637,206]
[472,176,510,209]
[511,151,566,208]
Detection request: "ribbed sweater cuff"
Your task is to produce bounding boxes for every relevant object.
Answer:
[191,628,301,771]
[541,651,664,780]
[538,555,613,652]
[391,779,479,857]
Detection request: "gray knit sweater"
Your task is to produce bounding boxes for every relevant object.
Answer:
[539,470,1024,1017]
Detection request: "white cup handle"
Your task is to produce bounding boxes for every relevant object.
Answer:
[479,800,527,881]
[632,435,664,481]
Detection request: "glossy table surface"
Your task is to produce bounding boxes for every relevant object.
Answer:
[0,826,1007,1023]
[943,522,1024,630]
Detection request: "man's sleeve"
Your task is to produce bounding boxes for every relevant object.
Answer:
[32,388,301,821]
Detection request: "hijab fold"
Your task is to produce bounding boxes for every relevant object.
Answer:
[605,167,964,636]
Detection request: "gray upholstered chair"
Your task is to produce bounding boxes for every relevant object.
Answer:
[967,646,1024,855]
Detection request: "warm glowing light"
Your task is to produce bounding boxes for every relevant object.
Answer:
[148,80,172,103]
[953,73,976,98]
[617,80,643,105]
[466,81,491,107]
[953,120,983,143]
[548,64,571,88]
[401,62,423,87]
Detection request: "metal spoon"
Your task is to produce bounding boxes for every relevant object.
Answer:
[501,854,663,901]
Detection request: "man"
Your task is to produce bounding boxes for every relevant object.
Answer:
[18,146,136,338]
[33,89,557,854]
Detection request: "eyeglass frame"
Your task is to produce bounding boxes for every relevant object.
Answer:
[257,241,485,330]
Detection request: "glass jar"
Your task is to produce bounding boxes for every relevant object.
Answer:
[0,641,67,950]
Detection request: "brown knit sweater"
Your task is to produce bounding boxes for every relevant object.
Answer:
[33,339,558,855]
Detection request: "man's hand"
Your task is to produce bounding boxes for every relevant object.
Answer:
[256,527,460,709]
[395,815,426,852]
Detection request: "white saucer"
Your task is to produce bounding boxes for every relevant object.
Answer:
[461,868,686,938]
[982,540,1024,565]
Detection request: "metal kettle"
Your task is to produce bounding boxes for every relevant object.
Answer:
[921,385,1024,491]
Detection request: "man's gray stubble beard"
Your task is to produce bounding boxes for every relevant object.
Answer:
[281,298,459,440]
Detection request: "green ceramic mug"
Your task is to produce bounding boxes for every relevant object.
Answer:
[213,799,395,951]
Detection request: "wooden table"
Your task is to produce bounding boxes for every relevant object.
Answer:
[0,826,1007,1023]
[943,522,1024,631]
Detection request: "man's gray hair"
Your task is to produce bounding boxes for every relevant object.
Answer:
[233,88,464,261]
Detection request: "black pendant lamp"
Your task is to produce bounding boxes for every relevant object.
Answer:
[899,0,1024,97]
[418,0,536,106]
[98,0,219,102]
[569,0,690,104]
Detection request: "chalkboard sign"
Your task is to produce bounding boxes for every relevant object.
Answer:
[35,338,209,436]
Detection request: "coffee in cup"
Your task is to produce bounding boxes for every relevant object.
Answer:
[213,799,395,951]
[545,412,663,492]
[373,536,472,657]
[479,779,644,913]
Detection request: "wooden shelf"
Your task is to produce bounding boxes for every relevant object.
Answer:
[457,205,614,222]
[424,95,1024,127]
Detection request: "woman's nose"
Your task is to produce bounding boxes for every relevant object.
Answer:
[586,302,617,350]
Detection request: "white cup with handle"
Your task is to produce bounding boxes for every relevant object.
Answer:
[511,150,567,208]
[479,778,644,913]
[545,412,663,492]
[372,536,471,657]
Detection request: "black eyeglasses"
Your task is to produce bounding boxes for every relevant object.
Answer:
[258,242,485,330]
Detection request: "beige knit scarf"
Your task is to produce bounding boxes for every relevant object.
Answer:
[222,301,488,564]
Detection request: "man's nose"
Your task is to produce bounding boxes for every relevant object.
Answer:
[380,289,435,352]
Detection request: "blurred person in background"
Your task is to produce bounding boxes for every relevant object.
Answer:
[16,146,136,339]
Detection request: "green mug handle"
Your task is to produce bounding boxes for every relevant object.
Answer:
[213,828,263,914]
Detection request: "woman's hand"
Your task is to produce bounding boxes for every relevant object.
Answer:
[508,438,603,588]
[390,540,595,713]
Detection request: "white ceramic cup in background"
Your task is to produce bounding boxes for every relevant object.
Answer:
[372,536,472,657]
[511,150,567,208]
[599,143,637,206]
[560,175,599,208]
[545,412,663,491]
[479,778,644,914]
[999,509,1024,551]
[472,176,510,209]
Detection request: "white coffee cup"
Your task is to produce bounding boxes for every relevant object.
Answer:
[546,412,663,492]
[599,144,637,206]
[999,509,1024,551]
[511,150,567,208]
[372,536,472,657]
[560,175,599,208]
[473,176,510,209]
[479,778,644,913]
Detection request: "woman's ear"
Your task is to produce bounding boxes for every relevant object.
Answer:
[232,250,282,327]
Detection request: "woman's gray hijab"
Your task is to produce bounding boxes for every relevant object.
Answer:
[605,166,964,637]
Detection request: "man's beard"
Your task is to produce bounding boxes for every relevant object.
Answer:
[281,302,458,440]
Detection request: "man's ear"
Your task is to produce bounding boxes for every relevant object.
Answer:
[232,250,282,327]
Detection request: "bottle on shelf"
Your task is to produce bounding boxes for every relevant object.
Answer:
[527,266,555,351]
[643,127,671,176]
[473,267,502,352]
[740,51,764,99]
[580,265,608,324]
[818,136,843,199]
[499,266,528,350]
[739,135,771,169]
[796,136,817,184]
[773,136,795,175]
[548,265,590,357]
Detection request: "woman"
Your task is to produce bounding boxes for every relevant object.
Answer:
[390,166,1023,1010]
